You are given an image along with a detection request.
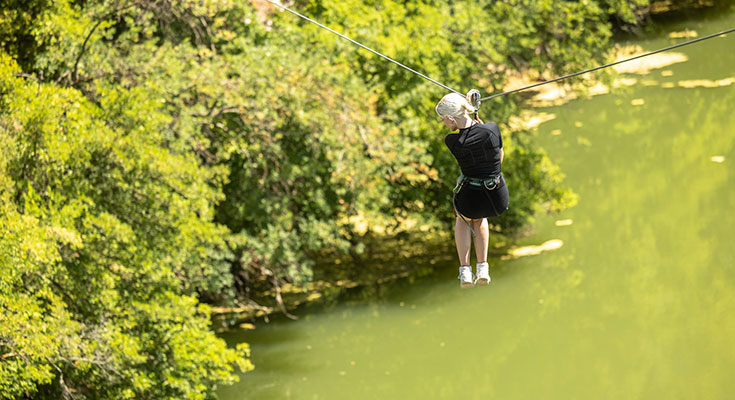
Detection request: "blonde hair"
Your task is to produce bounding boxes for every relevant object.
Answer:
[435,93,475,119]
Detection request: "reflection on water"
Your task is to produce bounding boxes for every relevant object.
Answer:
[502,239,564,259]
[218,10,735,400]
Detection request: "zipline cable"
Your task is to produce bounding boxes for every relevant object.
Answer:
[263,0,734,101]
[263,0,462,95]
[479,27,735,101]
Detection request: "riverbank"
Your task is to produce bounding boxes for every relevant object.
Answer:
[212,230,576,329]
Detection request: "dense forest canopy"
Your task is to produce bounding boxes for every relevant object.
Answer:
[5,0,718,397]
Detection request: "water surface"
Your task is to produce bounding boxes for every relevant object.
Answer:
[219,10,735,400]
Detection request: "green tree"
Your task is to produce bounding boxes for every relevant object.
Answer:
[0,54,251,399]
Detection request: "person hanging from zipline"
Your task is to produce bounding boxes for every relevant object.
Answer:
[266,0,734,286]
[436,91,509,289]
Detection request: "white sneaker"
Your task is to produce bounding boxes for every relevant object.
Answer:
[458,266,474,289]
[475,262,491,286]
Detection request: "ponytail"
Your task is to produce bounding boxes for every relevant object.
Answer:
[435,93,476,119]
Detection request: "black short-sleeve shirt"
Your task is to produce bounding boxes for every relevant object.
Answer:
[444,122,503,178]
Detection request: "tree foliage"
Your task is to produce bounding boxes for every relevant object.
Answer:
[0,54,251,399]
[0,0,659,397]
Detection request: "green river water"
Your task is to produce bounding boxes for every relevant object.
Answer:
[219,9,735,400]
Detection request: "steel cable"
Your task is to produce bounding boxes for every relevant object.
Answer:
[264,0,462,94]
[262,1,734,101]
[479,27,735,101]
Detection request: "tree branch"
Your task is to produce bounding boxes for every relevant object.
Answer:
[72,19,105,85]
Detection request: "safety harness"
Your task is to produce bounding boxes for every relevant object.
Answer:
[452,173,502,237]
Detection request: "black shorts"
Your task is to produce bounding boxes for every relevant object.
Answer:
[454,175,509,219]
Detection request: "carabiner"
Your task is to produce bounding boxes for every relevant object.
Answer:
[466,89,482,112]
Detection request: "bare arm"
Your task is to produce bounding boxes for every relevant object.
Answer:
[499,147,504,163]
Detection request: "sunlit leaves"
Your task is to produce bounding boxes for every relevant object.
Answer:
[0,53,244,399]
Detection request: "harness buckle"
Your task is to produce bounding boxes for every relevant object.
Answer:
[483,176,500,191]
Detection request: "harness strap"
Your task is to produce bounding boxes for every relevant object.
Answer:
[464,175,501,190]
[452,174,475,237]
[453,192,475,238]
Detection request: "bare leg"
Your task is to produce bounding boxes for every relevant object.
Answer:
[472,218,489,263]
[455,216,472,266]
